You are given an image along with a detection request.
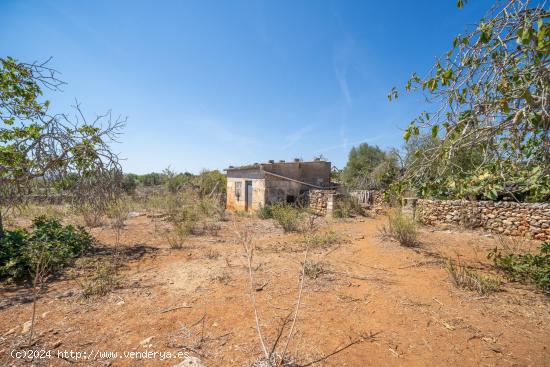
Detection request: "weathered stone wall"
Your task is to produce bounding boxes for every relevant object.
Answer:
[349,190,383,209]
[416,199,550,241]
[308,189,336,216]
[308,189,384,216]
[226,177,265,212]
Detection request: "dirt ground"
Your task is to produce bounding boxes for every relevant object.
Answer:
[1,213,549,366]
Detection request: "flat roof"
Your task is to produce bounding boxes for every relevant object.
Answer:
[225,160,330,171]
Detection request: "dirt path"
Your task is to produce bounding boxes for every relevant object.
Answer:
[1,214,548,366]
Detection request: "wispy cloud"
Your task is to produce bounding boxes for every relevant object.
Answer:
[315,134,385,153]
[187,118,260,147]
[335,69,352,108]
[282,124,314,149]
[333,36,356,153]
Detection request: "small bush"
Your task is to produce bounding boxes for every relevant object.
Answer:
[381,209,418,247]
[167,190,225,236]
[191,220,221,236]
[212,272,231,285]
[271,203,303,232]
[446,258,501,295]
[488,242,549,293]
[302,230,342,249]
[204,249,220,260]
[0,216,92,281]
[257,204,273,219]
[167,224,187,249]
[107,198,130,231]
[77,202,105,228]
[304,261,327,279]
[78,258,122,298]
[333,196,365,218]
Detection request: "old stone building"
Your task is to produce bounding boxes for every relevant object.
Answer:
[225,159,332,211]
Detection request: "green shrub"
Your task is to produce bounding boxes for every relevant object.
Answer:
[380,209,418,247]
[166,190,225,240]
[333,196,365,218]
[257,204,274,219]
[122,173,139,195]
[446,258,501,295]
[304,261,327,279]
[488,242,549,293]
[78,258,122,298]
[302,230,342,249]
[270,203,303,232]
[0,216,92,281]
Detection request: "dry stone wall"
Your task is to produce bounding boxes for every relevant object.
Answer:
[416,199,550,241]
[308,189,336,216]
[308,189,384,216]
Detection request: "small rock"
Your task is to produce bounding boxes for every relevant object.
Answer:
[173,356,205,367]
[140,336,154,348]
[21,321,32,334]
[41,311,51,319]
[116,299,125,306]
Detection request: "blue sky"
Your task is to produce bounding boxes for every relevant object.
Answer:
[1,0,491,174]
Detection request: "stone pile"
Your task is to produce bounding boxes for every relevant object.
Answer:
[416,199,550,241]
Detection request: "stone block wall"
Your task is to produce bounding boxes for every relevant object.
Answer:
[308,189,336,216]
[416,199,550,241]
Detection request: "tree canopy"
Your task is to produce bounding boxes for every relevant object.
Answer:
[0,57,125,234]
[390,0,549,202]
[341,143,400,190]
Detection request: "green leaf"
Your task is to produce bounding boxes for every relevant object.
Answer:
[431,125,439,138]
[404,129,411,142]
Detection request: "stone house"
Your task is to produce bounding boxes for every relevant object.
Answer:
[225,159,332,211]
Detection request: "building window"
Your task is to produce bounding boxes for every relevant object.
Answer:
[235,182,242,201]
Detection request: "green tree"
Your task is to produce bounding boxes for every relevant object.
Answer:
[370,149,401,190]
[0,57,125,236]
[390,0,549,202]
[122,173,139,195]
[195,169,227,197]
[341,143,386,189]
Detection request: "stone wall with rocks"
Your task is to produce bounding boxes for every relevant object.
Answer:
[308,189,384,216]
[416,199,550,241]
[308,189,336,216]
[349,190,383,208]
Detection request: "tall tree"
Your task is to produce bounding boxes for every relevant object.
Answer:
[0,57,125,236]
[341,143,386,189]
[390,0,549,201]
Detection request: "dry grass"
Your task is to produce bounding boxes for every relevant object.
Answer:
[76,258,123,298]
[379,209,418,247]
[304,261,327,279]
[204,249,220,260]
[301,230,343,249]
[446,258,501,296]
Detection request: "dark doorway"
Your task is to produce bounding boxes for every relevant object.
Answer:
[245,181,253,211]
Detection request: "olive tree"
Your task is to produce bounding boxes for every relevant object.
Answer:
[0,56,125,236]
[390,0,549,201]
